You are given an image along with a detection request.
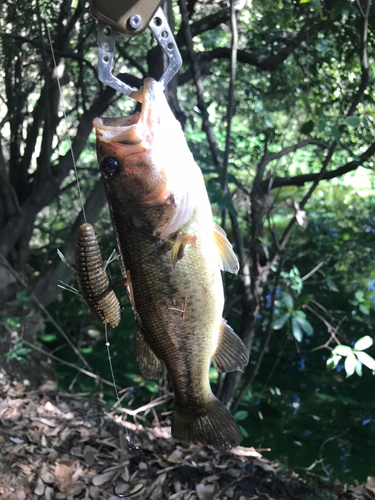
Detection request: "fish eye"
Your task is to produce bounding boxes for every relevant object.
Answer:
[101,157,119,177]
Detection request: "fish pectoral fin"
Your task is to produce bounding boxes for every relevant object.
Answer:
[171,232,196,266]
[212,319,249,373]
[134,322,164,381]
[213,222,239,274]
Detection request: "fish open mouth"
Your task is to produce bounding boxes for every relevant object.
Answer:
[93,78,163,146]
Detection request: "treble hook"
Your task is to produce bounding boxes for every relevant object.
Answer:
[112,440,151,498]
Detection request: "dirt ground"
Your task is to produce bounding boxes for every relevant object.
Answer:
[1,365,375,500]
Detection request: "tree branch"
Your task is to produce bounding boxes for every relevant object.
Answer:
[181,15,338,72]
[278,2,372,250]
[262,142,375,190]
[175,7,230,45]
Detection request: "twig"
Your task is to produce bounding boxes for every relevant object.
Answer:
[0,252,92,372]
[178,0,222,171]
[21,339,119,389]
[232,255,285,413]
[115,394,173,417]
[214,473,253,499]
[301,261,325,281]
[319,429,348,477]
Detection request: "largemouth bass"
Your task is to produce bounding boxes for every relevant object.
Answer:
[93,78,248,450]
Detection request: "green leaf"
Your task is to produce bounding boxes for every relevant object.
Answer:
[345,116,360,127]
[272,313,290,330]
[354,336,373,351]
[239,424,249,438]
[15,348,31,356]
[330,126,341,142]
[300,120,314,134]
[354,290,364,302]
[356,352,375,370]
[332,345,353,357]
[80,347,93,354]
[359,304,370,315]
[354,356,362,377]
[284,294,294,310]
[234,410,248,421]
[258,236,272,248]
[294,316,314,336]
[299,0,311,3]
[42,334,58,342]
[326,354,341,370]
[292,317,303,342]
[344,352,356,377]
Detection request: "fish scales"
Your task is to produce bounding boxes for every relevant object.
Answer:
[74,223,122,328]
[94,78,249,450]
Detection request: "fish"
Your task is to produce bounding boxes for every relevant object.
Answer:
[93,78,249,450]
[58,223,122,329]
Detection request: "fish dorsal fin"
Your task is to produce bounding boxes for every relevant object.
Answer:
[172,232,196,266]
[134,321,164,381]
[213,223,239,274]
[212,319,249,373]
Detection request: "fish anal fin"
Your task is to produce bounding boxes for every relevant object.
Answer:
[172,397,242,451]
[172,232,196,266]
[212,319,249,373]
[213,223,239,274]
[134,322,163,380]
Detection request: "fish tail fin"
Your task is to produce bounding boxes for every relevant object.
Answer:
[172,397,242,450]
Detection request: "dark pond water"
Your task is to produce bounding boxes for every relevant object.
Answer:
[49,304,375,485]
[239,342,375,484]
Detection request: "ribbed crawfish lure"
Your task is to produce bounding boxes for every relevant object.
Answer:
[58,223,122,328]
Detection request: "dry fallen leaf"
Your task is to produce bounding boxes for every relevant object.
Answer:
[92,469,116,486]
[167,448,184,464]
[231,446,261,458]
[54,462,73,493]
[366,476,375,494]
[34,477,45,496]
[196,483,216,500]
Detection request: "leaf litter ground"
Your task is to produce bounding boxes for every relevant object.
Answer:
[0,366,374,500]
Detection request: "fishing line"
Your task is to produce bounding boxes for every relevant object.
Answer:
[105,323,150,498]
[44,17,87,223]
[44,12,149,496]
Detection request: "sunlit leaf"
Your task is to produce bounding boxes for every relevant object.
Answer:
[354,336,373,351]
[326,354,341,370]
[344,352,356,377]
[272,313,290,330]
[332,345,353,356]
[354,357,362,377]
[356,352,375,370]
